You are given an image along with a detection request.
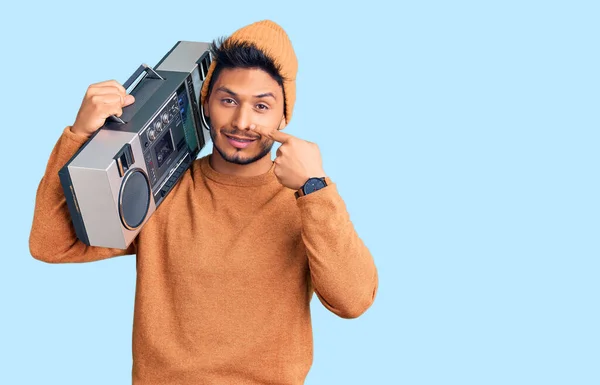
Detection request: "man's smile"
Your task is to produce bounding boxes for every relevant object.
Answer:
[224,133,258,148]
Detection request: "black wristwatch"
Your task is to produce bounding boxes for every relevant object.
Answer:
[295,177,328,199]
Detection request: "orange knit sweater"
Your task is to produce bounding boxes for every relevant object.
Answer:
[29,126,379,385]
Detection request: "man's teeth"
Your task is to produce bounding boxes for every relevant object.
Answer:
[230,137,253,142]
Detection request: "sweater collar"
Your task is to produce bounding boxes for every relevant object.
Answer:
[199,155,277,187]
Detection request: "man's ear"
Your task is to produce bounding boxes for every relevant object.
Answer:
[278,116,287,130]
[203,99,209,118]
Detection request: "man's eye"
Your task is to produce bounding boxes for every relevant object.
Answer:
[222,98,236,105]
[256,103,269,110]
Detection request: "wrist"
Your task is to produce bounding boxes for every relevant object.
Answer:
[70,125,92,139]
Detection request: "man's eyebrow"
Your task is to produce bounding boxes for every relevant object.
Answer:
[255,92,276,100]
[216,86,237,97]
[215,87,276,100]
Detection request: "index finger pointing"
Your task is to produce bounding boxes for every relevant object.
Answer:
[250,124,292,143]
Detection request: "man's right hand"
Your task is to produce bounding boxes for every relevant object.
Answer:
[70,80,135,138]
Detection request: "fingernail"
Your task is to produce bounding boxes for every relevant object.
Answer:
[249,124,256,129]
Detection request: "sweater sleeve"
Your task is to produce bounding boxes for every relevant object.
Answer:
[297,181,378,319]
[29,126,137,263]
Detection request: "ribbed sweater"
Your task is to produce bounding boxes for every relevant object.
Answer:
[29,127,379,385]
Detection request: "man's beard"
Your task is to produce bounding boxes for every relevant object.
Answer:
[210,127,274,165]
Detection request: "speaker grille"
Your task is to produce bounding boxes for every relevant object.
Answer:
[119,169,150,230]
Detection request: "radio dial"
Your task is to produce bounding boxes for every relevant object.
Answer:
[162,112,169,124]
[148,128,156,141]
[154,121,162,132]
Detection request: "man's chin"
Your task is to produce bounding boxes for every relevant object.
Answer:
[214,144,272,166]
[224,153,261,165]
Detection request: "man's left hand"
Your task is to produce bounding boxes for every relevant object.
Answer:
[250,124,326,190]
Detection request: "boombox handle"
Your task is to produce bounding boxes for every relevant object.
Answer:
[107,64,164,124]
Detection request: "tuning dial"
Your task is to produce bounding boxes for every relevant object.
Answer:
[148,128,156,141]
[154,121,162,132]
[161,112,169,124]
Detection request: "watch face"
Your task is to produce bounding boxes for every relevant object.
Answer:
[303,178,326,194]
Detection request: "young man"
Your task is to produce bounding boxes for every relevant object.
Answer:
[30,20,378,385]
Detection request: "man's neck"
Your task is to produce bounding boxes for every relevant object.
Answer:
[208,151,273,177]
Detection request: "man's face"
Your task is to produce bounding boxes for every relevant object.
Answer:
[204,67,286,165]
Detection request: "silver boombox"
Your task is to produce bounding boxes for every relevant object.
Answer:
[59,41,213,249]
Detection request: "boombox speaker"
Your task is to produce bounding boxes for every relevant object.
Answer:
[59,41,213,249]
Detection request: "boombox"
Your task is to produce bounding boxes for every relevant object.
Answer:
[59,41,213,249]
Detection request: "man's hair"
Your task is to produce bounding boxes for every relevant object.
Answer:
[205,37,287,113]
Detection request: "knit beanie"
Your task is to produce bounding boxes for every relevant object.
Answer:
[200,20,298,124]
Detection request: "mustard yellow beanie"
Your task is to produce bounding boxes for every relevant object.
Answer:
[200,20,298,123]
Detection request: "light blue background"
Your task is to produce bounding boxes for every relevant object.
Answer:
[1,0,598,384]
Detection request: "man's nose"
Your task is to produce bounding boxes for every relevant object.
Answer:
[232,104,252,130]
